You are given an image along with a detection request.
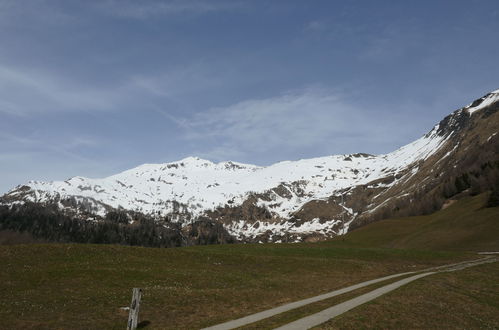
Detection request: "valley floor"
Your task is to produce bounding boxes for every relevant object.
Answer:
[1,194,498,329]
[0,243,469,329]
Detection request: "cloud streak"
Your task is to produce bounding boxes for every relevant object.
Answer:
[95,0,243,19]
[0,65,121,116]
[179,87,419,162]
[0,61,239,117]
[0,0,74,27]
[0,131,99,165]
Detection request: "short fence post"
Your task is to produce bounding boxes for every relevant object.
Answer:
[127,288,142,330]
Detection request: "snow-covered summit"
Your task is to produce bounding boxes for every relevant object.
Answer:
[466,89,499,114]
[7,127,448,220]
[2,89,499,242]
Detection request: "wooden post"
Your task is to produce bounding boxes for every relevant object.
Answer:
[127,288,142,330]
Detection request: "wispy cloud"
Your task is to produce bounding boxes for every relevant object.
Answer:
[0,131,100,165]
[185,88,347,149]
[301,18,367,43]
[358,22,423,62]
[178,87,417,162]
[0,60,241,117]
[129,62,226,98]
[304,20,328,33]
[0,65,121,115]
[95,0,243,19]
[0,0,74,26]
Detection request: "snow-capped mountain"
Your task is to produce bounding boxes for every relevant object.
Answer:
[2,89,499,243]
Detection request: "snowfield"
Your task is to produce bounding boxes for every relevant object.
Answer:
[6,126,448,232]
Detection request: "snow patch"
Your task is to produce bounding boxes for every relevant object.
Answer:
[487,132,497,142]
[466,90,499,114]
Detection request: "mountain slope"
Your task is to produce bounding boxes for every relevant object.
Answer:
[329,193,499,251]
[2,89,499,243]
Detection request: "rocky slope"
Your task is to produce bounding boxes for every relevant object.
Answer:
[2,89,499,243]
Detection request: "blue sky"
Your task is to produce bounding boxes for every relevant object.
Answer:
[1,0,498,193]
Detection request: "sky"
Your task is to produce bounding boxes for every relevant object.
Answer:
[1,0,499,193]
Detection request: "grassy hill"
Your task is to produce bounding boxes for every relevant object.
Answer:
[331,193,499,251]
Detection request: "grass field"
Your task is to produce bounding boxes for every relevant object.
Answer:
[1,244,462,329]
[0,194,498,329]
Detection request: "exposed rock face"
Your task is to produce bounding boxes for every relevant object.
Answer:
[181,219,236,245]
[1,90,499,243]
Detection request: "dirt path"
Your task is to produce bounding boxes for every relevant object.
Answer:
[203,257,498,330]
[201,271,415,330]
[275,257,498,330]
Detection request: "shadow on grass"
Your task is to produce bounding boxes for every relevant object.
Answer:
[137,320,151,328]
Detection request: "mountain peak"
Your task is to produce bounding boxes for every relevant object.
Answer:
[174,156,215,167]
[2,89,498,243]
[178,156,210,163]
[465,89,499,114]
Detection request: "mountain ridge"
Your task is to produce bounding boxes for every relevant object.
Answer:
[2,89,499,244]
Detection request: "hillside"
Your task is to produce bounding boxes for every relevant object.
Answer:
[330,193,499,251]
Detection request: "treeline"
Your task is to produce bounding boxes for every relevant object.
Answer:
[399,160,499,217]
[0,202,235,247]
[398,160,499,217]
[351,160,499,230]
